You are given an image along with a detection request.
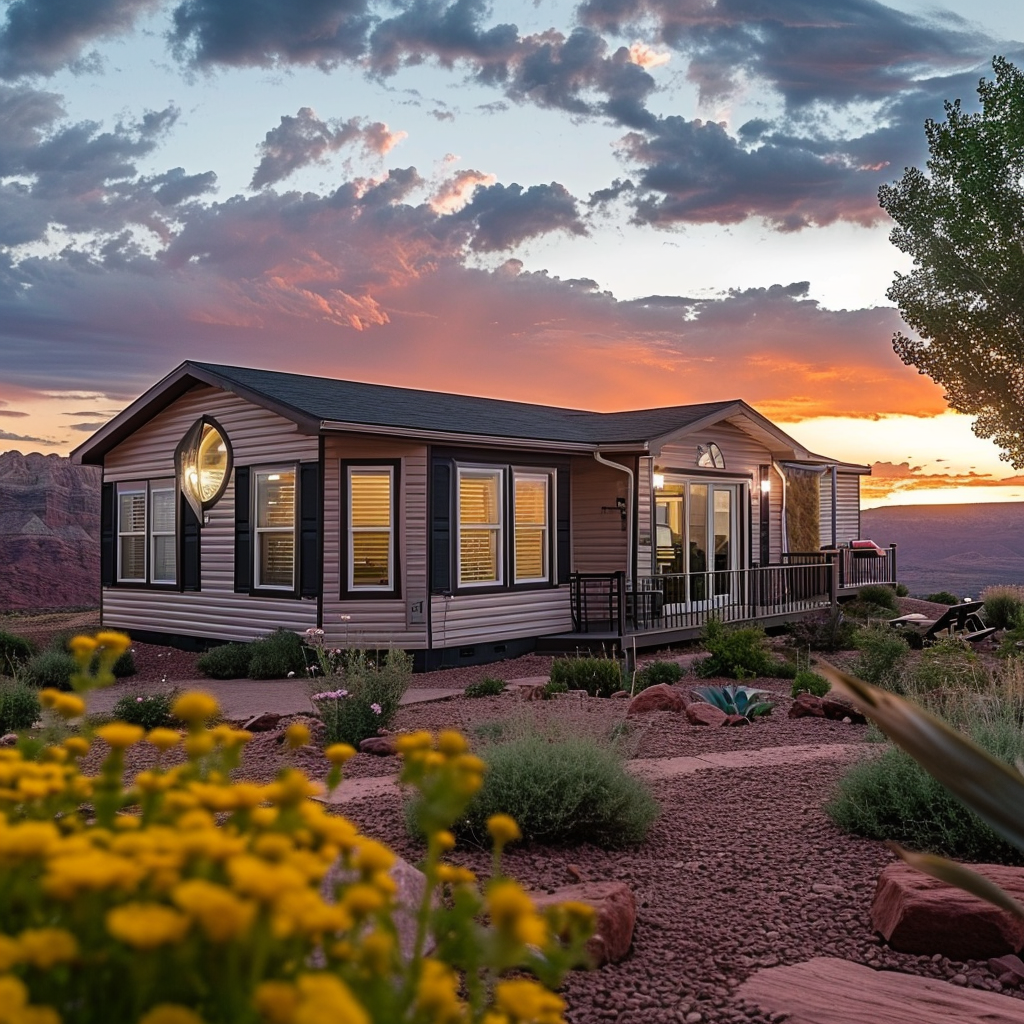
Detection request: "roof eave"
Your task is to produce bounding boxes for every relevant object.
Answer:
[319,419,608,452]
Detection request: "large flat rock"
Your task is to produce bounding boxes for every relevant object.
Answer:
[737,957,1024,1023]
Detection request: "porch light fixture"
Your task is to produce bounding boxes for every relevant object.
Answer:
[177,417,232,523]
[653,472,665,490]
[760,478,771,494]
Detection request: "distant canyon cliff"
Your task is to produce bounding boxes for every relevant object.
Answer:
[0,452,100,611]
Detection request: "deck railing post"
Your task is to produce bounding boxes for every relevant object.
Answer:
[827,552,838,607]
[889,543,898,586]
[615,571,626,638]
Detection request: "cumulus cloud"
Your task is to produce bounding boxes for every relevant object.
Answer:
[251,107,406,189]
[429,168,496,213]
[454,181,586,250]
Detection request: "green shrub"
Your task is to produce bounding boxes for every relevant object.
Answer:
[46,629,135,678]
[925,591,961,605]
[827,717,1024,864]
[110,690,177,730]
[111,649,136,678]
[451,732,658,847]
[548,656,623,697]
[913,634,988,692]
[852,624,910,691]
[895,583,910,597]
[691,683,773,719]
[787,607,860,652]
[542,678,568,698]
[312,648,411,746]
[791,669,830,698]
[0,680,41,733]
[634,660,682,692]
[695,618,790,679]
[247,629,307,680]
[196,642,253,679]
[24,649,77,690]
[0,631,36,674]
[982,585,1024,630]
[464,677,506,698]
[856,584,898,613]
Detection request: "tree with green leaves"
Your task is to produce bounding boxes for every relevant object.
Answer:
[880,56,1024,467]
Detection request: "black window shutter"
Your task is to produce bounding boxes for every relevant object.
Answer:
[100,482,115,587]
[299,462,321,598]
[556,468,571,584]
[234,466,251,593]
[180,497,201,591]
[430,460,452,593]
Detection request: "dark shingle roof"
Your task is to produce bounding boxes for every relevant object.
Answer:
[190,362,737,446]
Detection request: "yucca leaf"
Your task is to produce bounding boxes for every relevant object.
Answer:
[816,659,1024,853]
[890,844,1024,919]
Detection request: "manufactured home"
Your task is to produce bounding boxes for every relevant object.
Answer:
[72,362,895,666]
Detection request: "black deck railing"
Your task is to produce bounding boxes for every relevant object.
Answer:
[783,544,897,590]
[569,561,835,636]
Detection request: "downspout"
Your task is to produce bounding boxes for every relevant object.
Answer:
[831,465,838,549]
[772,460,788,554]
[593,450,634,590]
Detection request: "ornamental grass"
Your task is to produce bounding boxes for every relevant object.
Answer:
[0,632,592,1024]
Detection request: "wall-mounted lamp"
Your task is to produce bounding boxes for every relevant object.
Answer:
[760,478,771,494]
[653,472,665,490]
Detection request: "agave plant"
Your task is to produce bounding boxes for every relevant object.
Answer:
[816,659,1024,919]
[690,683,773,720]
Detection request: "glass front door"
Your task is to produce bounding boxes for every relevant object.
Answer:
[656,481,740,605]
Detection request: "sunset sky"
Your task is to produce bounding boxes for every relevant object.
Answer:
[1,0,1022,508]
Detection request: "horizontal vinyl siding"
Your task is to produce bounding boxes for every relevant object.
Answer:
[430,587,572,646]
[637,456,653,577]
[571,455,628,572]
[102,385,318,642]
[836,473,861,544]
[819,472,834,549]
[322,436,428,649]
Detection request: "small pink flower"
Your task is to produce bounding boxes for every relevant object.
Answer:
[136,697,144,703]
[370,703,382,715]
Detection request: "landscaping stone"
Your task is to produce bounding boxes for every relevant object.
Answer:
[871,862,1024,959]
[789,694,826,719]
[989,954,1024,989]
[724,714,749,727]
[274,715,326,747]
[359,736,397,756]
[518,683,547,702]
[627,683,686,717]
[685,702,727,727]
[821,696,867,724]
[611,690,630,698]
[242,712,282,732]
[0,733,16,747]
[530,881,636,967]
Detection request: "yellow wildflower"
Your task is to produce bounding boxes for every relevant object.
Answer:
[51,693,85,719]
[171,692,219,724]
[184,733,215,758]
[253,981,299,1024]
[324,743,355,765]
[95,723,144,749]
[63,736,90,757]
[0,821,60,862]
[137,1005,206,1024]
[351,838,394,875]
[67,635,98,659]
[436,864,476,886]
[36,689,60,709]
[414,959,464,1024]
[487,814,521,845]
[0,934,22,970]
[434,830,456,851]
[95,631,131,658]
[172,880,256,942]
[145,728,181,751]
[494,979,565,1024]
[359,930,393,973]
[394,730,432,754]
[17,928,78,968]
[284,723,311,749]
[106,903,189,949]
[341,884,384,917]
[293,974,368,1024]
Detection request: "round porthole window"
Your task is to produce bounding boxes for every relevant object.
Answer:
[177,417,232,520]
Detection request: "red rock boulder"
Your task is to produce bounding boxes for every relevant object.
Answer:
[359,736,398,756]
[788,694,825,719]
[626,684,685,717]
[871,862,1024,959]
[685,701,727,727]
[531,881,636,966]
[821,696,867,724]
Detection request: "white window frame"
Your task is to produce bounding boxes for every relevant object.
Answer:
[253,466,297,591]
[456,465,504,588]
[347,465,395,592]
[149,480,177,585]
[512,470,551,584]
[116,484,147,583]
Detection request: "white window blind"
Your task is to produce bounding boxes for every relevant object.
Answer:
[458,468,503,585]
[255,469,296,589]
[349,468,393,589]
[514,473,549,583]
[150,484,177,584]
[117,488,146,581]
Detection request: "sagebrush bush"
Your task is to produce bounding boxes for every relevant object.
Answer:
[695,618,790,679]
[634,660,682,692]
[856,584,898,613]
[852,624,909,691]
[925,590,961,605]
[453,732,658,847]
[196,641,253,679]
[0,630,36,673]
[542,678,568,698]
[248,628,307,679]
[24,648,77,690]
[0,680,40,732]
[464,677,506,698]
[791,669,830,698]
[548,655,623,697]
[110,689,177,729]
[786,607,860,652]
[982,585,1024,630]
[913,635,988,692]
[827,717,1024,865]
[313,648,411,746]
[895,583,910,597]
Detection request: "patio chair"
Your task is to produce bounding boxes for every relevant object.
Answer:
[889,600,996,645]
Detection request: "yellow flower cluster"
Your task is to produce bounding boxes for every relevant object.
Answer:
[0,633,593,1024]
